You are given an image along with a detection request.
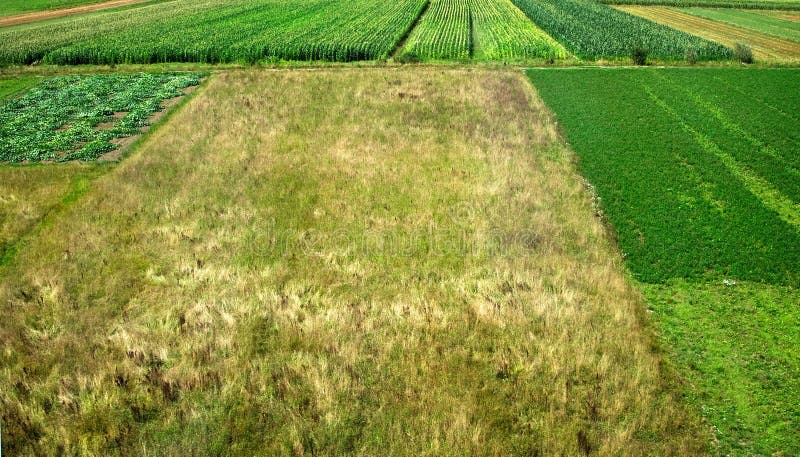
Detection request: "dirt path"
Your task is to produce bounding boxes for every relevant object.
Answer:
[0,0,154,27]
[616,5,800,62]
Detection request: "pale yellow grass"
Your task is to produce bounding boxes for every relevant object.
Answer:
[0,68,707,455]
[617,5,800,61]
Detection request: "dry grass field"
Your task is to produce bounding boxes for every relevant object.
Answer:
[0,68,708,455]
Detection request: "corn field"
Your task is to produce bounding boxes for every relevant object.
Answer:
[0,0,427,64]
[402,0,566,60]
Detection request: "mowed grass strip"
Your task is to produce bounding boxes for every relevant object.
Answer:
[527,68,800,284]
[0,69,706,455]
[616,5,800,60]
[679,7,800,42]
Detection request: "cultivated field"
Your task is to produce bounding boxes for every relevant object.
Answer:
[0,73,201,162]
[528,67,800,455]
[0,0,428,64]
[0,68,709,455]
[1,0,799,454]
[681,7,800,41]
[618,5,800,60]
[400,0,566,61]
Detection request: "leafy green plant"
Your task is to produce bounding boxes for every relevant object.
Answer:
[0,73,202,163]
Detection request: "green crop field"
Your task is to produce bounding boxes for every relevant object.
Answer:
[681,7,800,41]
[512,0,732,60]
[0,73,201,163]
[400,0,565,61]
[0,0,799,454]
[0,0,427,64]
[528,67,800,455]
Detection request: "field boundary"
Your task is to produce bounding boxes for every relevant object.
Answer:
[0,0,158,27]
[390,0,431,58]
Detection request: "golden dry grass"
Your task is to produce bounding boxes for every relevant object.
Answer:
[0,68,707,455]
[616,6,800,61]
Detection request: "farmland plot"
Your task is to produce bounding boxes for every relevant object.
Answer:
[401,0,565,61]
[0,0,427,64]
[527,68,800,455]
[680,7,800,42]
[618,5,800,60]
[0,73,202,163]
[0,68,707,455]
[512,0,732,60]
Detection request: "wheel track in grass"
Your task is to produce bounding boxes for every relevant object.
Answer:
[650,71,800,185]
[709,73,800,125]
[639,81,800,232]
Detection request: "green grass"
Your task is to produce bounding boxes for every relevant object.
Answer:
[400,0,565,61]
[0,73,201,163]
[512,0,732,60]
[0,0,427,65]
[0,0,120,16]
[527,67,800,455]
[680,7,800,42]
[0,68,708,455]
[0,77,38,98]
[527,68,800,284]
[640,280,799,455]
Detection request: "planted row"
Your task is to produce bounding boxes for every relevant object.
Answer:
[0,0,426,65]
[402,0,565,61]
[512,0,732,60]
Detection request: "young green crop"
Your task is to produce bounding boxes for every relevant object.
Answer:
[0,73,201,163]
[526,68,800,284]
[512,0,732,60]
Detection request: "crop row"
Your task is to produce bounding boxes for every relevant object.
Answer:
[512,0,733,60]
[0,0,426,64]
[402,0,565,61]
